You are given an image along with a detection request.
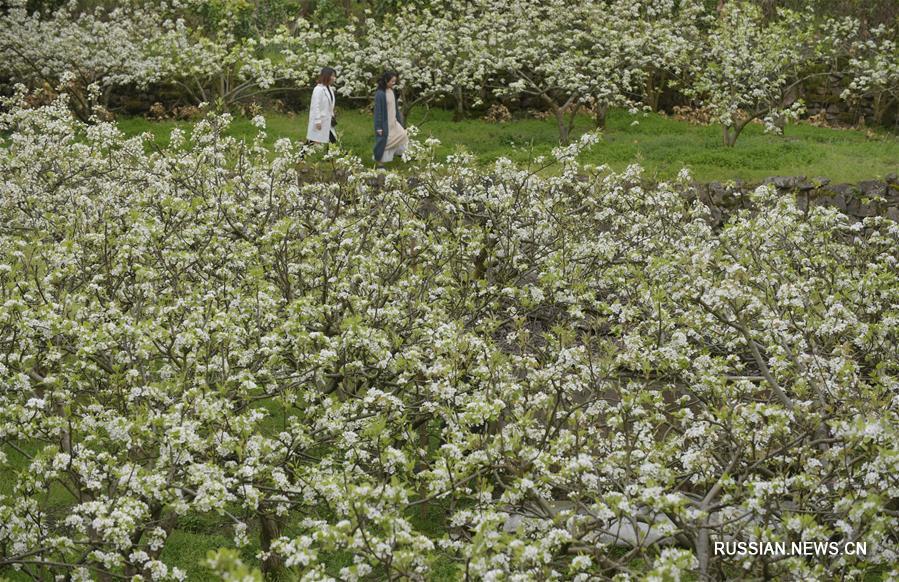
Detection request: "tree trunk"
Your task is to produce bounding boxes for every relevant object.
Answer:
[722,121,746,147]
[567,103,581,139]
[453,86,465,121]
[400,87,414,120]
[217,73,226,110]
[593,102,608,129]
[259,513,285,577]
[697,524,710,579]
[871,92,886,126]
[539,92,577,144]
[645,71,666,111]
[554,105,570,144]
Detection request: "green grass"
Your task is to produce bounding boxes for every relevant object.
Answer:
[115,107,899,183]
[160,529,242,579]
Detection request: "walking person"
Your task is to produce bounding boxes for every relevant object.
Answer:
[373,71,408,165]
[307,66,338,146]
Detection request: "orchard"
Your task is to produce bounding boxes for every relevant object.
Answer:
[0,1,898,581]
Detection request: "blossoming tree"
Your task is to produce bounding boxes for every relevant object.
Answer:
[0,89,896,580]
[682,2,818,146]
[0,0,162,119]
[841,24,899,126]
[329,1,492,118]
[483,0,620,143]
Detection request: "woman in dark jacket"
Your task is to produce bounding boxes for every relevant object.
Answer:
[373,71,408,164]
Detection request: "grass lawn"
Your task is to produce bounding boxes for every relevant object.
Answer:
[116,107,899,183]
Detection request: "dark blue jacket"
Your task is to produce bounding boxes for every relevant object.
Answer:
[373,89,403,162]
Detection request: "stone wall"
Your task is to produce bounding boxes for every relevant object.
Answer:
[691,174,899,226]
[800,73,896,128]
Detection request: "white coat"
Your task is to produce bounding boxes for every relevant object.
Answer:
[306,84,336,143]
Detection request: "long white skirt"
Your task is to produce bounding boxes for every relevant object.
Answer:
[378,142,407,163]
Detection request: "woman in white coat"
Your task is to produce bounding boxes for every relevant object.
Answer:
[306,66,337,145]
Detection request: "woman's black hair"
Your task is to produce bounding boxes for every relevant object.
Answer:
[318,66,337,86]
[377,70,399,91]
